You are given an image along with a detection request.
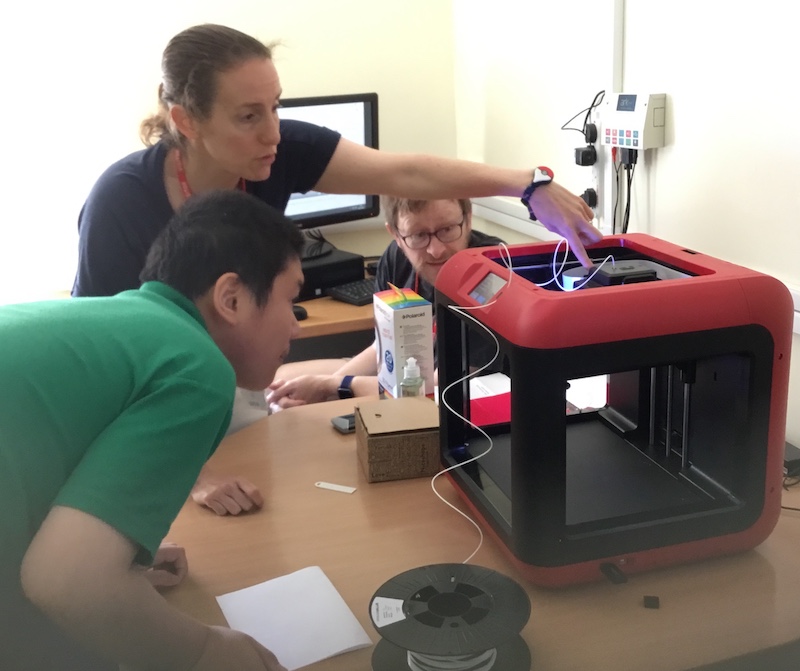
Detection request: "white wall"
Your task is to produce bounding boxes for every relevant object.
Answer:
[622,1,800,445]
[451,0,618,241]
[624,1,799,283]
[0,0,456,302]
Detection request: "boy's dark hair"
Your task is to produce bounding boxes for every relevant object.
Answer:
[140,190,304,305]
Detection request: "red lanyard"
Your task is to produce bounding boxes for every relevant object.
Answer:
[174,149,245,198]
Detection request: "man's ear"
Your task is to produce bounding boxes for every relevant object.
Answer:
[169,104,198,142]
[385,221,400,242]
[210,273,245,325]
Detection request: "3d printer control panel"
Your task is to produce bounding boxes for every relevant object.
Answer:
[468,272,507,304]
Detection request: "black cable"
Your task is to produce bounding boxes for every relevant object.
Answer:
[581,90,605,133]
[560,110,591,136]
[306,228,326,242]
[622,169,629,234]
[621,166,632,234]
[560,90,605,136]
[622,163,636,234]
[611,154,621,234]
[302,228,334,257]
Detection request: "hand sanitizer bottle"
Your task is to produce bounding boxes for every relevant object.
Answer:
[399,357,424,397]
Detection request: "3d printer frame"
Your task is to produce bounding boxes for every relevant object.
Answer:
[436,234,793,587]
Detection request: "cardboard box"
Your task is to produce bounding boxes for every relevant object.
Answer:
[373,287,434,398]
[355,397,440,483]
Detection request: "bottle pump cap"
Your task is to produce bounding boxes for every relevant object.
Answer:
[404,357,420,379]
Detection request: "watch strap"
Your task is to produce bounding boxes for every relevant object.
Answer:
[520,166,554,221]
[337,375,355,399]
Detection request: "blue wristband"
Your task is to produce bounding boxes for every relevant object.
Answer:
[520,166,554,221]
[337,375,355,399]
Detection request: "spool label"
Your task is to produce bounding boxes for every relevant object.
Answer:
[371,597,406,627]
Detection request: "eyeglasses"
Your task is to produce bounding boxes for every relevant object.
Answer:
[398,220,465,250]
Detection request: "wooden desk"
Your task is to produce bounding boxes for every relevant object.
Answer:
[295,297,374,340]
[289,298,374,362]
[165,399,800,671]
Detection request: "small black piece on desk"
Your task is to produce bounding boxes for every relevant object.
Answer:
[292,304,308,321]
[326,277,376,306]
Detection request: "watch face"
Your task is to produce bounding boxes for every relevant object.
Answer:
[534,167,554,183]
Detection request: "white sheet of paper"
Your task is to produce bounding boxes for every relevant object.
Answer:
[565,374,607,410]
[216,566,372,670]
[469,372,511,399]
[467,372,608,411]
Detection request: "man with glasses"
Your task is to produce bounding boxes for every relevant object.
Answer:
[267,197,504,408]
[375,197,502,304]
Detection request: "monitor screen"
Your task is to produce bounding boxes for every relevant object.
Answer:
[278,92,380,230]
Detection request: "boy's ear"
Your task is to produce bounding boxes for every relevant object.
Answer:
[211,273,244,325]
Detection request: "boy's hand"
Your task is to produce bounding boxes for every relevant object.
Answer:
[144,542,188,589]
[191,472,264,516]
[267,374,337,408]
[194,626,287,671]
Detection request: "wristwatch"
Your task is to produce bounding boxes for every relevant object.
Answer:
[337,375,355,399]
[520,166,554,221]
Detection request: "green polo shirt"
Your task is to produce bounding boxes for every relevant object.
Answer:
[0,282,234,582]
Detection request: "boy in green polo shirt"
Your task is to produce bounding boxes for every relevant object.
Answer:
[0,190,299,670]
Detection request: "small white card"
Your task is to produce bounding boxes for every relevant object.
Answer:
[216,566,372,670]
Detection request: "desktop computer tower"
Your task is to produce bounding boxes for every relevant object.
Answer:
[435,234,793,587]
[298,248,365,301]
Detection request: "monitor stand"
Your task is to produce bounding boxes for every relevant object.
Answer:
[301,230,334,261]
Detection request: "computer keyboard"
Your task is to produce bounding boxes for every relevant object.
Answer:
[326,277,376,306]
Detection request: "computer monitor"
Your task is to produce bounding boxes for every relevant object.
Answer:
[278,92,380,259]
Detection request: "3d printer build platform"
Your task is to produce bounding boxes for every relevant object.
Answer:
[435,233,793,587]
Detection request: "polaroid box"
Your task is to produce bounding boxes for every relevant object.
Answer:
[373,287,434,398]
[355,397,440,482]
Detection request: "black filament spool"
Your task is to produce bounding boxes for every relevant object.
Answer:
[369,563,531,670]
[371,636,531,671]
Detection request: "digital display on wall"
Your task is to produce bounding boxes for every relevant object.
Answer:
[617,94,637,111]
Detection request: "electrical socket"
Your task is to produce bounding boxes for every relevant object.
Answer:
[591,104,619,236]
[591,152,602,226]
[589,107,611,235]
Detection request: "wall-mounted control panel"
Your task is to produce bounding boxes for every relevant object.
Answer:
[601,93,666,150]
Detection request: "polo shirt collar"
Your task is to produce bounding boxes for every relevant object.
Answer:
[138,281,207,330]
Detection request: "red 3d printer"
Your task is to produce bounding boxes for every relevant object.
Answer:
[435,234,793,587]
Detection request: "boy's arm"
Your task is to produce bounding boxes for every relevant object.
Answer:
[268,342,380,408]
[190,465,264,516]
[21,505,284,671]
[333,343,379,377]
